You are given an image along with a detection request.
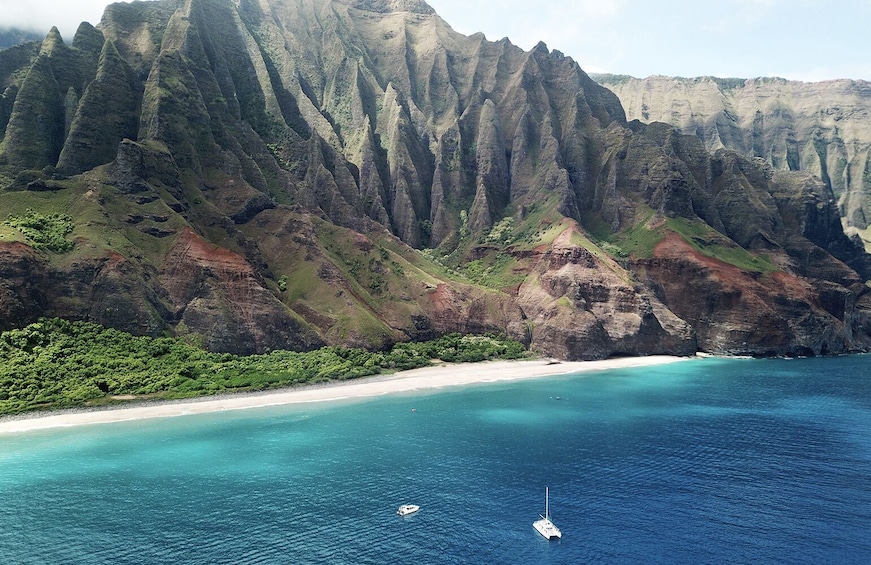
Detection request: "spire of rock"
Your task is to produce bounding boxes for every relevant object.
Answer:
[39,27,66,57]
[0,54,64,169]
[57,39,140,174]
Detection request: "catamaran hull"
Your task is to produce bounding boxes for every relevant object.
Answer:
[533,518,562,539]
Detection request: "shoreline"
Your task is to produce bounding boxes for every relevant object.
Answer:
[0,355,690,434]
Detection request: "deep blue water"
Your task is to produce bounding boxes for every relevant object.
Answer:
[1,355,870,564]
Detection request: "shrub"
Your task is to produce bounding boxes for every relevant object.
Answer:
[4,208,74,252]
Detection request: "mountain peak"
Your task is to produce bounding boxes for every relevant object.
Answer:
[39,26,66,56]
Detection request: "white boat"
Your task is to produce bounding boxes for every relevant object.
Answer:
[397,504,420,516]
[532,487,562,539]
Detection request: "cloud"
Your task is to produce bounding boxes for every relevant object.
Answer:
[0,1,139,41]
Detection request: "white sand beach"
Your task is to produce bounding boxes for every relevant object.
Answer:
[0,355,690,434]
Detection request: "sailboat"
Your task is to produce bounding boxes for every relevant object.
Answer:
[532,487,562,539]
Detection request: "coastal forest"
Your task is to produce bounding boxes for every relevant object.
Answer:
[0,318,526,415]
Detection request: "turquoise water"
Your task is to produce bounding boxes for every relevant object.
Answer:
[1,356,870,563]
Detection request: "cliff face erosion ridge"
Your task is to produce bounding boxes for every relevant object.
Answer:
[595,74,871,251]
[0,0,869,359]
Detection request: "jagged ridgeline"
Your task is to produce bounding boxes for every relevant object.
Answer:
[0,0,870,360]
[594,74,871,251]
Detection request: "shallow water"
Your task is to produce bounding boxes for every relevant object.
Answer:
[1,355,869,563]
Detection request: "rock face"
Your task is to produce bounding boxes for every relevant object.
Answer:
[0,0,869,359]
[160,227,323,354]
[594,74,871,249]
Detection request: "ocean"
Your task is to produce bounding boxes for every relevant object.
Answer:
[1,355,869,564]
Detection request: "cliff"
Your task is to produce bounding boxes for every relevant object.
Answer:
[0,0,869,359]
[594,74,871,250]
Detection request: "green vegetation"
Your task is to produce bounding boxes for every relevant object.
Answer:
[484,217,516,245]
[458,253,525,289]
[596,209,776,273]
[667,217,776,273]
[4,208,74,252]
[0,319,529,416]
[428,203,568,291]
[589,73,636,85]
[599,242,627,258]
[601,209,665,258]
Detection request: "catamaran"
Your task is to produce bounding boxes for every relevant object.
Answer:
[532,487,562,539]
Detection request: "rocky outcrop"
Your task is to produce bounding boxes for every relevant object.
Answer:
[635,232,863,356]
[0,0,869,359]
[160,227,324,354]
[0,243,51,328]
[594,74,871,249]
[516,222,696,360]
[0,241,170,336]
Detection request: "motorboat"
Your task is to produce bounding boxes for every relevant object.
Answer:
[397,504,420,516]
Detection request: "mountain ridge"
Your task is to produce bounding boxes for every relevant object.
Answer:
[0,0,869,359]
[0,28,43,50]
[594,73,871,250]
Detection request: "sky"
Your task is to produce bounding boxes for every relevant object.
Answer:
[2,0,870,82]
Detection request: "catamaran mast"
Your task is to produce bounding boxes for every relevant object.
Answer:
[545,486,550,519]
